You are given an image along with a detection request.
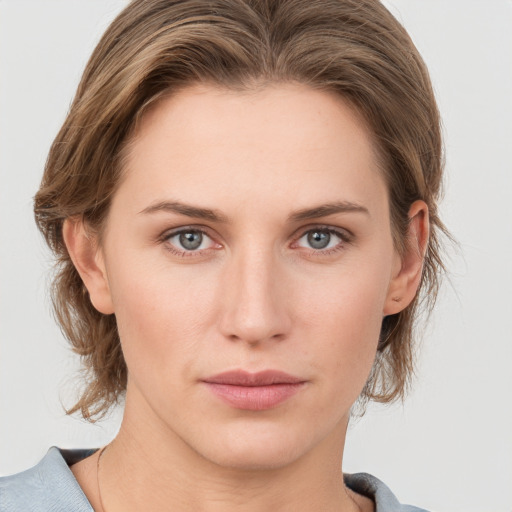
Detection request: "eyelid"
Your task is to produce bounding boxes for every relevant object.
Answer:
[292,224,353,242]
[290,224,354,254]
[157,223,353,258]
[159,225,222,257]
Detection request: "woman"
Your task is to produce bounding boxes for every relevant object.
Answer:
[0,0,446,510]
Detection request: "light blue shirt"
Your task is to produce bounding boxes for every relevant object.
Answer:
[0,447,429,511]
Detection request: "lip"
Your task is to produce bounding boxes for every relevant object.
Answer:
[202,370,307,411]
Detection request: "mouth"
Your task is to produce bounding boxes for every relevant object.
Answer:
[201,370,307,411]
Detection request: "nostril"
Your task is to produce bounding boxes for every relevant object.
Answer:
[217,260,292,345]
[226,330,286,346]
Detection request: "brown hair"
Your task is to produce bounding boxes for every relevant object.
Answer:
[34,0,447,420]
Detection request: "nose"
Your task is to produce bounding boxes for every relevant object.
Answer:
[218,246,292,345]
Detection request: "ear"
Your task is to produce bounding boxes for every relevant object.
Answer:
[62,218,115,315]
[383,200,429,315]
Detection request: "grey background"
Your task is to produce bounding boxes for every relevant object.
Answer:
[1,1,511,511]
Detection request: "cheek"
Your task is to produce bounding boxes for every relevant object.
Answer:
[296,265,389,390]
[106,258,218,381]
[104,234,392,405]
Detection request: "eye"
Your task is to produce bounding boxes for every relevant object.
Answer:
[295,227,348,252]
[164,228,219,254]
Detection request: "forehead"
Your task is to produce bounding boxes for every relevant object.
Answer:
[131,83,377,163]
[118,83,387,218]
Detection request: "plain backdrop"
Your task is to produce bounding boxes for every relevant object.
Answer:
[1,1,511,511]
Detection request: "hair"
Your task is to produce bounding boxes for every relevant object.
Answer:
[34,0,447,420]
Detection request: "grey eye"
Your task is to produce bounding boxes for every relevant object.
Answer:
[179,231,203,250]
[165,228,218,255]
[296,228,344,252]
[307,230,331,249]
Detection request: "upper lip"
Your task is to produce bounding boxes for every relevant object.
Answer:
[202,370,306,386]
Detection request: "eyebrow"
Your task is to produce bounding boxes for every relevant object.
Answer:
[139,201,228,222]
[287,201,370,222]
[139,200,369,223]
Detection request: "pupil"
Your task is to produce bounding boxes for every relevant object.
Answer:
[308,230,330,249]
[180,231,202,250]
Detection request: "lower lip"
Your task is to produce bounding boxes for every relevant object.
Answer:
[204,382,305,411]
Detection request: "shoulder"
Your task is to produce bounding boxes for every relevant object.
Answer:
[344,472,430,512]
[0,447,96,512]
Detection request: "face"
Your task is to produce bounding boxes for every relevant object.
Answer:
[81,84,413,470]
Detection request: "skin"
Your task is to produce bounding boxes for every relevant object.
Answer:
[66,83,428,512]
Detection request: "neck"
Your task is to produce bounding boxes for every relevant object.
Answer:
[97,390,364,512]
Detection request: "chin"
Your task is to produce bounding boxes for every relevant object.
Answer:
[189,421,322,472]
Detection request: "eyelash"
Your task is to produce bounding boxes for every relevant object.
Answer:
[292,226,353,257]
[160,226,220,258]
[159,225,353,259]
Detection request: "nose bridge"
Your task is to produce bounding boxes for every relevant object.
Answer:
[219,242,290,344]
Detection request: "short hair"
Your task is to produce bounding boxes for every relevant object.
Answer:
[34,0,447,420]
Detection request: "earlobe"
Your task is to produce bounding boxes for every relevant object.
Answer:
[62,218,115,315]
[383,200,429,316]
